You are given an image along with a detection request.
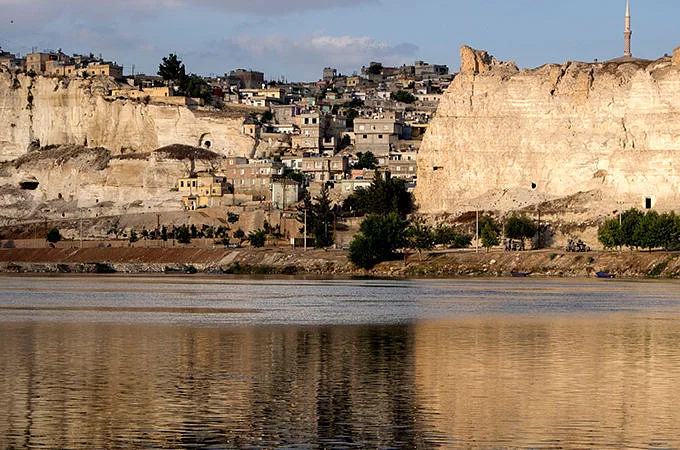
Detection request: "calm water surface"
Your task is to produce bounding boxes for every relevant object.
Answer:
[1,275,680,448]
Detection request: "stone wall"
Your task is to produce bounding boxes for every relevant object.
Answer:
[416,46,680,220]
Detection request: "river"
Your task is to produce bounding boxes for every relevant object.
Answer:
[1,275,679,448]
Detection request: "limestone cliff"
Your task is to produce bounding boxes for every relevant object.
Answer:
[0,69,255,161]
[416,46,680,219]
[0,145,223,225]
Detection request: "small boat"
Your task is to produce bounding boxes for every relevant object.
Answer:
[595,271,616,279]
[511,271,530,277]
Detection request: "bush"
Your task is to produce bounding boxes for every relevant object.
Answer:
[46,227,62,243]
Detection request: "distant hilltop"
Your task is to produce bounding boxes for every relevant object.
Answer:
[416,45,680,227]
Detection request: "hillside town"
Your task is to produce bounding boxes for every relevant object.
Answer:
[0,46,449,211]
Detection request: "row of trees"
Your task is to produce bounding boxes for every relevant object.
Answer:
[598,209,680,251]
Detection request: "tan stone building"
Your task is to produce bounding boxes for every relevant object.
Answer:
[353,112,404,156]
[178,171,230,209]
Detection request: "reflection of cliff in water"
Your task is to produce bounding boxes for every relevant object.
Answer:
[0,323,443,448]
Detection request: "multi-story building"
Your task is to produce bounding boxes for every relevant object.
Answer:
[301,155,348,182]
[323,67,337,82]
[0,49,21,69]
[230,69,265,89]
[292,112,326,153]
[386,151,418,180]
[178,171,230,209]
[26,52,58,73]
[225,159,284,200]
[353,112,404,156]
[414,60,449,79]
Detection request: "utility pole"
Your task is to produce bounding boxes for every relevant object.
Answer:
[304,209,307,251]
[475,209,479,253]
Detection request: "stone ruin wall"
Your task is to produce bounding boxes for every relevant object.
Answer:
[416,46,680,223]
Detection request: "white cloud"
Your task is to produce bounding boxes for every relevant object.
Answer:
[213,33,418,79]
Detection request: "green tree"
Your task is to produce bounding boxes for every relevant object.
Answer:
[343,175,413,218]
[598,218,623,249]
[227,212,240,224]
[355,151,377,170]
[262,110,274,123]
[248,229,267,248]
[296,185,335,248]
[161,225,168,241]
[181,73,211,100]
[406,219,435,260]
[176,225,191,244]
[481,223,500,252]
[233,228,246,244]
[620,208,644,249]
[391,90,417,104]
[367,62,383,75]
[129,230,138,243]
[158,53,186,84]
[504,214,537,247]
[349,213,407,269]
[46,227,61,244]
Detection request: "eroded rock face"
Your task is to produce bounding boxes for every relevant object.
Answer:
[0,71,255,162]
[416,46,680,217]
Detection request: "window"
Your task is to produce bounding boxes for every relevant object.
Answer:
[378,135,383,139]
[180,181,184,187]
[312,118,317,124]
[192,181,196,187]
[304,118,309,124]
[645,197,652,209]
[363,134,368,139]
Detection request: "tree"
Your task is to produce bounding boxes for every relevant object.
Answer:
[598,218,623,249]
[504,214,537,247]
[391,90,417,104]
[406,219,435,260]
[46,227,61,244]
[296,185,335,248]
[181,73,211,100]
[343,175,414,218]
[233,228,246,244]
[158,53,185,84]
[481,223,500,252]
[248,229,267,248]
[227,212,240,224]
[620,208,644,249]
[348,213,407,269]
[367,62,383,75]
[262,110,274,123]
[355,151,377,170]
[176,225,191,244]
[129,230,138,243]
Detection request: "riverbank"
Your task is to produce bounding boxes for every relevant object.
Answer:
[1,247,679,279]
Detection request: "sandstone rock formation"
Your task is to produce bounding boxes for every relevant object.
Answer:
[416,46,680,225]
[0,145,223,225]
[0,70,255,162]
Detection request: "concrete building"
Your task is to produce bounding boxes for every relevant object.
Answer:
[225,159,284,200]
[178,171,230,209]
[301,155,348,182]
[323,67,337,82]
[230,69,265,89]
[271,179,301,209]
[353,112,404,156]
[414,60,449,79]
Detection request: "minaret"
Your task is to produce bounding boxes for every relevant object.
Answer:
[624,0,632,57]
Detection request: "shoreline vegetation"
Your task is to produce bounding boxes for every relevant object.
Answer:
[0,246,679,279]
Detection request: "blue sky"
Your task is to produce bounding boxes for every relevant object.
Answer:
[1,0,677,82]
